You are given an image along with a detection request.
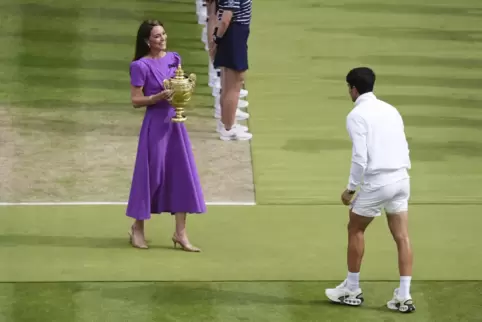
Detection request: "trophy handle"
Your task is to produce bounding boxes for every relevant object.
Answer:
[163,79,171,90]
[188,73,196,90]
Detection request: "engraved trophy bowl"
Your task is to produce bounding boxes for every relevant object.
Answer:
[163,65,197,123]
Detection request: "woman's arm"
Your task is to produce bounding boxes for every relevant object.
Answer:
[207,1,217,47]
[129,60,173,108]
[130,86,172,108]
[214,10,233,38]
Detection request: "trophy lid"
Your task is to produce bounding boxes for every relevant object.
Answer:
[174,65,184,79]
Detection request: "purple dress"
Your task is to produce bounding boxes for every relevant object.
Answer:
[126,52,206,220]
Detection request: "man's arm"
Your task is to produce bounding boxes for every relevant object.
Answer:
[346,114,368,191]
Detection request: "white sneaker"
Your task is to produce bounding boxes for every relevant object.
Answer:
[212,86,220,97]
[387,288,416,313]
[201,26,207,44]
[237,99,249,109]
[210,77,221,90]
[214,108,249,120]
[197,8,207,25]
[240,88,248,98]
[208,62,217,76]
[197,14,207,25]
[216,121,248,133]
[325,280,364,306]
[209,76,220,89]
[196,3,206,15]
[219,126,252,141]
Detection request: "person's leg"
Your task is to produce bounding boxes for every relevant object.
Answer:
[385,179,415,313]
[221,68,244,130]
[346,210,374,290]
[218,24,251,140]
[130,219,148,249]
[172,212,201,252]
[386,212,412,291]
[325,189,382,306]
[385,211,415,313]
[219,67,227,120]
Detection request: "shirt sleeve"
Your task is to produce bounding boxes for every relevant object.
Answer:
[172,52,182,67]
[346,113,368,191]
[218,0,240,11]
[129,61,147,87]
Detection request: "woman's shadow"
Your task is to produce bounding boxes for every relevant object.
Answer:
[0,234,175,250]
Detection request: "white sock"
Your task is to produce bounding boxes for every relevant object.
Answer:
[399,276,412,299]
[346,272,360,291]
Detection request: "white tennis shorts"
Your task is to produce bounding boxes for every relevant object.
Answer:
[350,178,410,217]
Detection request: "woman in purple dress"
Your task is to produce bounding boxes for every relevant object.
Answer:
[126,20,206,251]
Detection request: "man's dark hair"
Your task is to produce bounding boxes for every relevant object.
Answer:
[346,67,376,94]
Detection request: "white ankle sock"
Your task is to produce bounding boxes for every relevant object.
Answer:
[346,272,360,291]
[399,276,412,298]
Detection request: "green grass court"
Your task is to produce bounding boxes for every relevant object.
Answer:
[1,0,482,321]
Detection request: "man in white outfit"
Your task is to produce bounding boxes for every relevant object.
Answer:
[325,67,415,314]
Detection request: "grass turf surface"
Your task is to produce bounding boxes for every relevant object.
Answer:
[1,281,481,322]
[1,205,481,321]
[1,205,481,282]
[248,0,482,205]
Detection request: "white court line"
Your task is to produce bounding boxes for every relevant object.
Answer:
[0,201,256,206]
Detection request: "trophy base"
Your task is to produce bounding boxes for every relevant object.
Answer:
[172,116,187,123]
[171,107,187,123]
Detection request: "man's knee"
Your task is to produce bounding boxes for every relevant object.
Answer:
[348,210,374,233]
[238,71,246,83]
[392,231,410,245]
[386,212,410,244]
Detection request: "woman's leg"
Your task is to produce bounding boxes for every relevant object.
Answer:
[221,67,245,130]
[172,212,201,252]
[130,219,148,249]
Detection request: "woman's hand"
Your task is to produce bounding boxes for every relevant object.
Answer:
[208,42,217,62]
[131,87,174,108]
[153,89,174,102]
[208,31,217,62]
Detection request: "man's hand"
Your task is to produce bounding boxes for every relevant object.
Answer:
[341,189,356,206]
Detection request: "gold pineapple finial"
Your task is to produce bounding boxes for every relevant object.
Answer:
[175,65,184,78]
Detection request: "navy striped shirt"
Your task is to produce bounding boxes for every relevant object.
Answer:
[218,0,252,25]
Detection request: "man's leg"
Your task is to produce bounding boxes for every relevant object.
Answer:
[385,178,415,313]
[387,212,413,285]
[325,206,377,306]
[326,189,382,306]
[385,211,415,313]
[346,209,374,291]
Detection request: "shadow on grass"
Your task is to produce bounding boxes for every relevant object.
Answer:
[0,234,179,250]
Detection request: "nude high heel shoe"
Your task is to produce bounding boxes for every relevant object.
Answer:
[172,235,201,252]
[128,226,148,249]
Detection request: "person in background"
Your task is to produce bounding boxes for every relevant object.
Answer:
[210,0,253,141]
[126,20,206,252]
[207,0,250,134]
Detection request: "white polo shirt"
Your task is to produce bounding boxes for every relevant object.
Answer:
[346,92,411,192]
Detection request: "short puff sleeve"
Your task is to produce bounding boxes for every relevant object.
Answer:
[129,60,147,87]
[172,52,182,67]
